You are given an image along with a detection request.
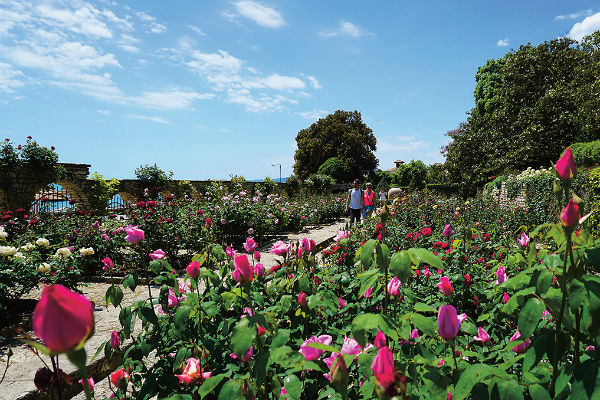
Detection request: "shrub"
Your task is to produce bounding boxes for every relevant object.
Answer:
[305,174,334,191]
[87,173,119,214]
[571,140,600,167]
[134,164,173,198]
[317,157,351,183]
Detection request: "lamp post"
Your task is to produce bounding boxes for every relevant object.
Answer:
[271,163,281,183]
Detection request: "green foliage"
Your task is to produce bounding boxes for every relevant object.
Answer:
[317,157,352,183]
[172,180,197,199]
[293,110,378,179]
[304,174,334,191]
[88,173,119,214]
[392,160,428,189]
[571,140,600,167]
[444,34,600,195]
[0,137,64,181]
[261,177,277,195]
[587,166,600,236]
[134,164,173,196]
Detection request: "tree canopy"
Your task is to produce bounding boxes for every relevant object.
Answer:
[293,110,378,179]
[317,157,352,183]
[443,32,600,194]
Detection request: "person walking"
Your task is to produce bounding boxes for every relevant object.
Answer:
[346,179,363,225]
[362,182,375,220]
[378,187,387,207]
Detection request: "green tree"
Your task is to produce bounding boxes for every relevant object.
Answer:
[317,157,352,182]
[443,33,600,195]
[293,110,378,179]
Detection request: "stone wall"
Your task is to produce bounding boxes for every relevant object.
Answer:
[485,182,527,209]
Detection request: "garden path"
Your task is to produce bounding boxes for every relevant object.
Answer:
[0,219,348,400]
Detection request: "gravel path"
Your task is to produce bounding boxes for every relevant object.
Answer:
[0,220,347,400]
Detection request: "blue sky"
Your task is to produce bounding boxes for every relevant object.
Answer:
[1,1,599,180]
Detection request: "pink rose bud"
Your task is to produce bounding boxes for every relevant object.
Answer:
[78,377,94,392]
[298,292,307,307]
[517,232,530,247]
[554,147,576,181]
[232,254,254,283]
[387,276,401,296]
[374,331,387,349]
[254,263,264,277]
[33,284,94,353]
[186,261,200,279]
[338,297,346,308]
[110,368,129,387]
[503,292,510,304]
[473,327,490,343]
[436,276,453,296]
[102,257,113,271]
[409,329,420,339]
[371,346,394,378]
[438,305,461,340]
[442,224,452,237]
[253,251,261,261]
[364,287,373,298]
[110,330,121,348]
[561,199,580,228]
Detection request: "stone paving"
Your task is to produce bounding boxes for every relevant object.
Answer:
[0,220,348,400]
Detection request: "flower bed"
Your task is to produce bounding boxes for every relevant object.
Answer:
[17,148,600,399]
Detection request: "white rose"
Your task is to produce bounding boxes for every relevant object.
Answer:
[55,247,72,257]
[0,246,18,256]
[13,252,24,259]
[0,230,7,240]
[21,243,35,252]
[36,238,50,247]
[38,262,51,273]
[79,247,95,257]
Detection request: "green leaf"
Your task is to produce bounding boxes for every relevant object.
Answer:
[414,302,436,313]
[528,384,551,400]
[518,297,545,338]
[174,306,191,332]
[390,251,412,284]
[352,313,381,348]
[284,374,302,400]
[271,329,290,347]
[360,239,377,267]
[408,248,443,269]
[535,269,553,295]
[160,395,193,400]
[123,274,138,292]
[231,317,256,358]
[198,374,226,399]
[410,313,437,338]
[305,342,340,354]
[570,278,586,313]
[105,285,124,307]
[359,272,380,298]
[357,352,374,378]
[376,243,391,270]
[254,350,270,388]
[491,378,523,400]
[139,305,159,326]
[454,363,493,400]
[218,380,244,400]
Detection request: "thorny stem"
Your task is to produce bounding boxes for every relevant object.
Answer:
[51,356,63,400]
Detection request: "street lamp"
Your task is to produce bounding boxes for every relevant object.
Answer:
[271,163,281,183]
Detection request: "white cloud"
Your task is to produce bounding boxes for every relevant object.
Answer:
[496,38,509,47]
[97,109,110,114]
[260,74,305,90]
[131,89,214,110]
[0,62,24,93]
[307,76,321,90]
[148,21,167,34]
[568,11,600,42]
[232,1,285,28]
[36,4,112,38]
[118,34,140,53]
[134,10,167,33]
[126,114,170,124]
[320,21,373,38]
[555,9,593,20]
[188,25,206,36]
[297,109,327,120]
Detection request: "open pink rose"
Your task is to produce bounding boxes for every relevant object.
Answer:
[110,368,129,387]
[270,240,290,256]
[299,335,332,360]
[243,237,257,253]
[232,254,254,283]
[473,327,490,343]
[124,225,144,244]
[150,249,166,260]
[176,358,212,384]
[517,232,530,247]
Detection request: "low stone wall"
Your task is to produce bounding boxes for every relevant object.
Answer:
[485,182,527,209]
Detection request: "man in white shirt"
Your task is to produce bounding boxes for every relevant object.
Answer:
[345,179,364,225]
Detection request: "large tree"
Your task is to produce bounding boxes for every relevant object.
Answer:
[293,110,378,179]
[443,33,600,194]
